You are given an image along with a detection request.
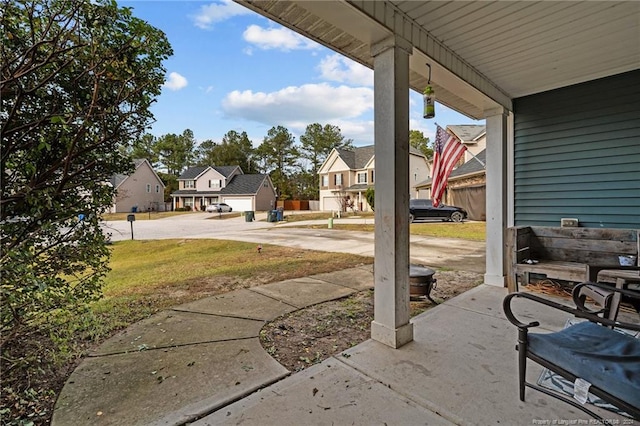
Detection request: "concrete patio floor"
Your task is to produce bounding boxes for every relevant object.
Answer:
[195,284,632,425]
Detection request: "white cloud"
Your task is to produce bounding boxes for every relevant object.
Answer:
[222,83,373,126]
[318,54,373,86]
[192,0,252,29]
[163,72,188,91]
[243,25,319,51]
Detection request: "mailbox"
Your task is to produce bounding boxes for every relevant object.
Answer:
[127,214,135,222]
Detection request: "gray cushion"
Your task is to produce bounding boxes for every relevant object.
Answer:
[528,321,640,409]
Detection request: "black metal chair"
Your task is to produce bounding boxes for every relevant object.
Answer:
[503,284,640,420]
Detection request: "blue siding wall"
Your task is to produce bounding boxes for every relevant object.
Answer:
[513,70,640,229]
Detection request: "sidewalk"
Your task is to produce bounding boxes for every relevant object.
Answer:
[51,265,375,425]
[52,265,627,425]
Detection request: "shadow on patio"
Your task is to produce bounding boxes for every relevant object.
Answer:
[196,284,634,425]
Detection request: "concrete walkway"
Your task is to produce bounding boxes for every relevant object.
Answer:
[51,265,375,425]
[52,268,629,425]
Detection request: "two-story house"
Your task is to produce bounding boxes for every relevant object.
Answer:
[171,165,276,212]
[110,159,166,213]
[318,145,429,212]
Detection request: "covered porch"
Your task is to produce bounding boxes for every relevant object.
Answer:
[196,284,630,424]
[237,0,639,346]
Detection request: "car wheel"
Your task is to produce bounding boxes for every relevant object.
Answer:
[229,208,232,212]
[409,213,415,223]
[450,211,464,222]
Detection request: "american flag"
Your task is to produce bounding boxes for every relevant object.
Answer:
[431,125,467,207]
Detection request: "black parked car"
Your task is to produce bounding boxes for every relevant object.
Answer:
[409,199,467,223]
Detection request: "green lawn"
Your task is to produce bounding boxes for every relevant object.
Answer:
[83,240,372,335]
[295,221,486,241]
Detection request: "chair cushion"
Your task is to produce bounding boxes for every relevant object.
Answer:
[528,321,640,409]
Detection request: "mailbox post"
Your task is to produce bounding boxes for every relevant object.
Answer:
[127,214,135,240]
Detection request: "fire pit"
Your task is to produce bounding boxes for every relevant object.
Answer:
[409,264,437,303]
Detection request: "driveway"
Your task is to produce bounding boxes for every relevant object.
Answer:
[101,213,485,273]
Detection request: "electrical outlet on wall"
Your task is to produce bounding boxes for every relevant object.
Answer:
[561,218,579,227]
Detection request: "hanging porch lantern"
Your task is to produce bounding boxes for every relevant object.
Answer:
[423,63,435,119]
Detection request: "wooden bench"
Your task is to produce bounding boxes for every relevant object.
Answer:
[506,226,639,292]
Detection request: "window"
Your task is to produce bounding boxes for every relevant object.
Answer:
[209,180,221,188]
[156,185,160,193]
[184,180,195,189]
[335,174,343,186]
[322,175,328,187]
[146,184,151,193]
[357,172,367,184]
[370,170,375,183]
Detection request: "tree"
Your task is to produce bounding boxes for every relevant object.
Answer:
[365,187,375,211]
[195,130,257,172]
[131,133,160,167]
[255,126,299,199]
[409,130,433,159]
[1,0,171,336]
[299,123,353,176]
[156,129,196,176]
[299,123,353,200]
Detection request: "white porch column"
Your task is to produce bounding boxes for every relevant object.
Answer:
[370,36,413,348]
[484,107,508,286]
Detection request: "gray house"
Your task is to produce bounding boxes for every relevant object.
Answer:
[110,159,165,213]
[237,1,639,350]
[171,165,276,212]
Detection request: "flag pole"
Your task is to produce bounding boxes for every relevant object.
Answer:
[434,123,485,167]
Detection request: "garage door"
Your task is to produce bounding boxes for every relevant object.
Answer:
[322,196,342,211]
[223,197,253,212]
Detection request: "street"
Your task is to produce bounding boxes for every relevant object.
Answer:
[101,212,486,273]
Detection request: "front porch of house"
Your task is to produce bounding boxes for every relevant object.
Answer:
[197,284,632,424]
[172,194,223,211]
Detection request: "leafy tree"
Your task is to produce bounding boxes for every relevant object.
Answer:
[289,169,317,200]
[365,187,375,211]
[298,123,352,200]
[195,130,257,171]
[255,126,299,200]
[131,133,160,167]
[409,130,433,158]
[299,123,353,176]
[157,172,178,202]
[156,129,196,175]
[1,0,171,339]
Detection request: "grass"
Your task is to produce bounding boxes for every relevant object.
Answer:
[102,211,193,221]
[101,239,371,308]
[2,239,372,424]
[295,221,486,241]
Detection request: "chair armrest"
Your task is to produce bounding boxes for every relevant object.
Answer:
[504,290,640,332]
[586,265,640,282]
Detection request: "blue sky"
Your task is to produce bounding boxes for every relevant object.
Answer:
[120,0,481,148]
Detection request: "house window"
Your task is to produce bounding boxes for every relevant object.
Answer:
[370,170,375,183]
[209,180,221,188]
[334,174,343,186]
[184,180,195,189]
[322,175,328,187]
[156,185,160,193]
[146,184,151,193]
[357,172,367,184]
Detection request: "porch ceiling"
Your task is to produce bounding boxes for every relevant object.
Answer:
[237,1,639,119]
